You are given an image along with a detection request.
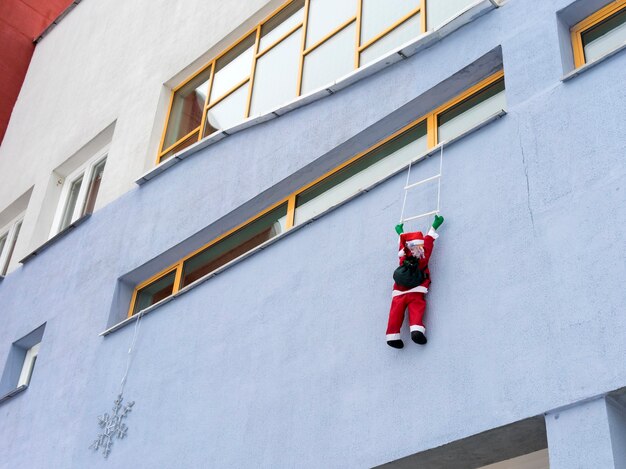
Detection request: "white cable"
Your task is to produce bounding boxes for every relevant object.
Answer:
[119,310,143,395]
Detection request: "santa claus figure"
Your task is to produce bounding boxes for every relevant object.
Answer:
[386,215,444,349]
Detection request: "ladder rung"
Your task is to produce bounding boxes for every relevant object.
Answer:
[404,174,441,190]
[402,210,439,223]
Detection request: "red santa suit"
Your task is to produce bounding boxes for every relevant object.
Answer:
[386,227,438,343]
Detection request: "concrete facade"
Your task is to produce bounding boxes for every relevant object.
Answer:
[0,0,625,468]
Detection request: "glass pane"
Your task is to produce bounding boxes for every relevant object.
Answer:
[582,9,626,63]
[251,29,301,116]
[301,23,356,94]
[133,270,177,315]
[82,158,106,216]
[295,122,427,224]
[437,78,506,144]
[259,0,304,52]
[163,67,210,150]
[361,0,420,44]
[360,13,421,66]
[59,175,83,232]
[426,0,475,30]
[210,34,255,104]
[160,131,200,162]
[306,0,357,47]
[181,204,288,288]
[0,233,7,261]
[206,84,249,131]
[1,221,21,276]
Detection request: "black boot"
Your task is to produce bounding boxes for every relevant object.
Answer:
[387,339,404,349]
[411,330,427,345]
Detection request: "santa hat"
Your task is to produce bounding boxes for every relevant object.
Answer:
[398,231,424,257]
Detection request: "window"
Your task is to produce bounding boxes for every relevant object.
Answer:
[571,0,626,68]
[50,152,107,236]
[0,324,45,403]
[128,204,288,316]
[0,214,24,276]
[17,343,39,387]
[132,72,505,317]
[158,0,495,163]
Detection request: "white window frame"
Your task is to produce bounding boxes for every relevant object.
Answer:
[17,342,40,387]
[50,146,108,237]
[0,213,25,276]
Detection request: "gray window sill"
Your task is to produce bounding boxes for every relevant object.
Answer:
[20,214,91,265]
[135,0,498,186]
[103,109,506,337]
[0,385,28,406]
[562,42,626,82]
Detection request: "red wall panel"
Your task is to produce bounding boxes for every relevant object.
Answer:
[0,0,73,145]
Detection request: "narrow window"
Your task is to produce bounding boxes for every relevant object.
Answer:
[160,67,211,160]
[17,343,40,387]
[0,216,24,276]
[59,174,84,232]
[436,77,506,144]
[572,1,626,67]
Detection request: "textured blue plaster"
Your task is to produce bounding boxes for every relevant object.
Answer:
[1,1,626,467]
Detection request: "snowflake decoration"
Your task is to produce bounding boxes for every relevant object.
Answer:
[90,394,135,458]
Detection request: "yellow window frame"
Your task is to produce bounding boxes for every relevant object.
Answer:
[132,70,505,318]
[156,0,431,165]
[571,0,626,68]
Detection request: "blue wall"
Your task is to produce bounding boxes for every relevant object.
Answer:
[1,1,625,467]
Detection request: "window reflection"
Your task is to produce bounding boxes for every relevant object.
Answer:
[163,68,210,151]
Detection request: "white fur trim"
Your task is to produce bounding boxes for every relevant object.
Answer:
[386,333,401,341]
[406,239,424,246]
[398,249,405,257]
[428,227,439,239]
[410,325,426,333]
[392,286,428,296]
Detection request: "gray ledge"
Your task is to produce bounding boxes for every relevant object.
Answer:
[105,110,506,337]
[135,0,497,186]
[20,214,91,264]
[0,385,28,406]
[562,42,626,82]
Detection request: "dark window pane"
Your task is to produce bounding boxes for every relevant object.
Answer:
[181,204,288,287]
[83,158,107,215]
[133,270,177,315]
[163,67,211,150]
[582,8,626,63]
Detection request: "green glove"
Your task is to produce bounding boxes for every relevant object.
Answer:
[432,215,444,230]
[395,223,404,235]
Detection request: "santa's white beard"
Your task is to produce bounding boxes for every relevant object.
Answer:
[409,246,425,258]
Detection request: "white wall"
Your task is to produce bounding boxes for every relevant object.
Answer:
[0,0,281,264]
